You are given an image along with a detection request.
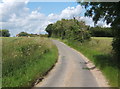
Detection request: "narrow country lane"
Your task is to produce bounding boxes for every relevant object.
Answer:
[35,40,98,87]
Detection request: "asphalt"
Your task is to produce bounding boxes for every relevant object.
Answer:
[35,40,98,87]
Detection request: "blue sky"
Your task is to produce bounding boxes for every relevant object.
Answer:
[0,1,110,36]
[27,2,84,16]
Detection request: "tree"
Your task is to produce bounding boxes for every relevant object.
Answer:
[79,2,120,60]
[45,24,53,37]
[45,19,91,42]
[18,32,29,37]
[0,29,10,37]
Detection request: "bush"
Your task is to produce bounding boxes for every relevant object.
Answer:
[0,29,10,37]
[17,32,29,37]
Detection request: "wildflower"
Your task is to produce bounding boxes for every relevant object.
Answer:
[14,55,17,58]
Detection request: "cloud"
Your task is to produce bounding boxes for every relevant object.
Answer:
[48,5,83,20]
[0,1,29,22]
[1,2,83,36]
[76,16,94,27]
[48,13,59,20]
[76,16,111,27]
[97,20,111,27]
[0,1,110,36]
[28,10,45,21]
[0,1,46,36]
[60,5,82,19]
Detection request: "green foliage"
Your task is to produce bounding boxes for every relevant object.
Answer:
[79,2,120,25]
[17,32,48,37]
[17,32,29,37]
[79,2,120,77]
[2,37,58,87]
[90,26,113,37]
[46,19,91,42]
[61,37,118,87]
[39,34,48,37]
[45,24,53,37]
[0,29,10,37]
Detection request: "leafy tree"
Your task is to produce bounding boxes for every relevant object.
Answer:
[46,19,91,42]
[0,29,10,37]
[18,32,29,37]
[45,24,53,37]
[79,2,120,60]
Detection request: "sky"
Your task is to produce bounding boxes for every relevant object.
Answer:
[0,0,111,36]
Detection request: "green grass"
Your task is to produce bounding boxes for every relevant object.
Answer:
[2,37,58,87]
[60,37,118,87]
[0,38,1,89]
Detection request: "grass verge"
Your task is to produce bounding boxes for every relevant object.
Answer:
[2,37,58,87]
[60,37,118,87]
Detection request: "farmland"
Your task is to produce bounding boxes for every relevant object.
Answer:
[61,37,118,87]
[2,37,58,87]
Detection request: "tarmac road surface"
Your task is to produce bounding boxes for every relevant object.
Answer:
[35,40,98,87]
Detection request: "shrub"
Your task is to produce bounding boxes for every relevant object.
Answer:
[17,32,29,37]
[0,29,10,37]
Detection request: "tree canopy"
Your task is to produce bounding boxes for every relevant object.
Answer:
[79,2,120,60]
[46,24,53,37]
[46,19,91,42]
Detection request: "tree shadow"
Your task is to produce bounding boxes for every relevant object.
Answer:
[93,54,118,70]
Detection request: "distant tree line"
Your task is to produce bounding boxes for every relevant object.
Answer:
[0,29,10,37]
[90,26,113,37]
[16,32,29,37]
[17,32,48,37]
[46,19,91,42]
[46,18,113,42]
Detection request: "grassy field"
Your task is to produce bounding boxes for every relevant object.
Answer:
[2,37,58,87]
[0,38,1,89]
[61,37,118,87]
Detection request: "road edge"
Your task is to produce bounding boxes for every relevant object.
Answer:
[60,40,110,87]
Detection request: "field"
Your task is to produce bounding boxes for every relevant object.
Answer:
[62,37,118,87]
[2,37,58,87]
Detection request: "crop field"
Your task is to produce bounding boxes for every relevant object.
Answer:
[2,37,58,87]
[62,37,118,87]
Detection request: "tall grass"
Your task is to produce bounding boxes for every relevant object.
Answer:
[61,37,118,87]
[2,37,58,87]
[0,37,2,89]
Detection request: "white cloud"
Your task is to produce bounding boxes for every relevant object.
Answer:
[2,0,29,3]
[28,10,45,21]
[97,20,111,27]
[76,16,111,27]
[0,1,29,22]
[0,1,110,36]
[0,1,46,36]
[60,5,82,19]
[48,5,83,21]
[77,16,94,27]
[48,13,59,20]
